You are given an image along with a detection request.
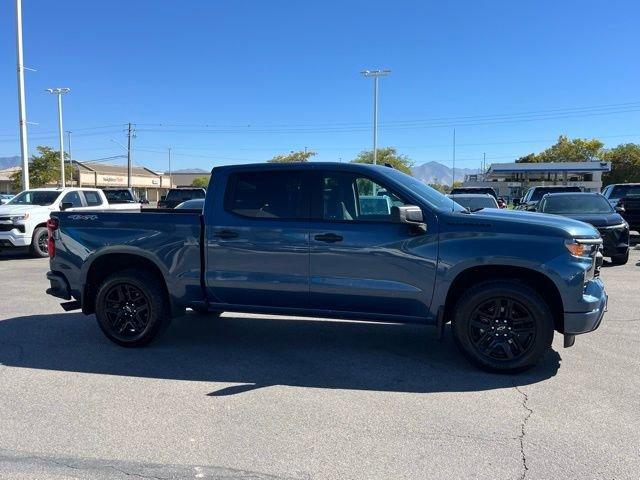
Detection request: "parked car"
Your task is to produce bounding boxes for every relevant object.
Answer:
[45,162,607,373]
[175,198,205,210]
[0,187,112,257]
[515,186,582,211]
[450,186,498,199]
[102,187,142,210]
[157,187,206,209]
[601,183,640,232]
[538,192,630,265]
[448,193,500,212]
[0,194,15,205]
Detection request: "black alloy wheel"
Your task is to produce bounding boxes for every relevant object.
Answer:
[468,297,536,362]
[95,269,170,347]
[452,280,554,373]
[102,283,152,341]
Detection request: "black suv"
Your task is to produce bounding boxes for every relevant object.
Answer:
[158,188,206,209]
[601,183,640,231]
[516,186,582,211]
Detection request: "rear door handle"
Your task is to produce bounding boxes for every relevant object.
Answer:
[314,233,343,243]
[213,229,238,239]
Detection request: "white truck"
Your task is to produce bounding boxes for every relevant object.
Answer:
[0,187,139,258]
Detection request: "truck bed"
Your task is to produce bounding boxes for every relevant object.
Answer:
[50,209,205,310]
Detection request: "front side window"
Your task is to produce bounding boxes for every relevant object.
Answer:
[320,172,407,222]
[83,191,103,206]
[61,191,83,208]
[8,190,59,206]
[225,171,307,219]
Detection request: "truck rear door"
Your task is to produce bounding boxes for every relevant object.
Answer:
[204,169,310,308]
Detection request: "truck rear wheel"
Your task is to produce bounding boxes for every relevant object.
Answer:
[452,280,554,373]
[30,226,49,258]
[95,269,170,347]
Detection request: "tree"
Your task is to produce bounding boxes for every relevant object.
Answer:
[191,176,209,188]
[515,135,604,163]
[268,150,317,163]
[602,143,640,185]
[351,147,414,175]
[10,146,72,190]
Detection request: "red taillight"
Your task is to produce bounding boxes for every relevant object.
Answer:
[47,217,59,258]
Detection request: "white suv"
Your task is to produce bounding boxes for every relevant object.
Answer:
[0,187,112,257]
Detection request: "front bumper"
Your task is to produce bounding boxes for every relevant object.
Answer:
[564,277,607,339]
[598,226,630,257]
[0,229,31,248]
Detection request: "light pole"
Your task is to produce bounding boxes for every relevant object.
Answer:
[45,87,71,187]
[361,69,390,165]
[15,0,30,190]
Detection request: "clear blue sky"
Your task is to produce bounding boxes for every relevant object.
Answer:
[1,0,639,172]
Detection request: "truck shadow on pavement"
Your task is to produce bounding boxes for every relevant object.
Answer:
[0,312,560,396]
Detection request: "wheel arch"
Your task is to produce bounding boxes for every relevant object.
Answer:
[82,252,171,315]
[444,265,565,333]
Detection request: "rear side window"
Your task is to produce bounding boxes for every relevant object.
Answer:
[61,191,83,208]
[225,171,307,219]
[83,190,103,206]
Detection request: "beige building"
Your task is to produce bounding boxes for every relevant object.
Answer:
[167,169,211,187]
[74,161,172,202]
[0,167,21,194]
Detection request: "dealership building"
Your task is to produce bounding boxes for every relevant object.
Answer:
[462,161,611,200]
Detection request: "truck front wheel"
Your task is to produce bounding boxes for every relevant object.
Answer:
[30,226,49,258]
[452,280,554,373]
[95,269,171,347]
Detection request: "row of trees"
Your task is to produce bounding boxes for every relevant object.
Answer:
[266,147,414,174]
[10,146,73,189]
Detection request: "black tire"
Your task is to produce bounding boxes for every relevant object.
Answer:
[190,305,222,316]
[611,250,629,265]
[452,280,554,373]
[95,269,171,347]
[30,226,49,258]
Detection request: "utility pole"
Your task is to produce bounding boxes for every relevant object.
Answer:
[483,152,486,176]
[452,129,456,186]
[67,130,73,186]
[15,0,29,190]
[126,123,133,188]
[168,147,172,188]
[45,87,70,187]
[361,69,391,165]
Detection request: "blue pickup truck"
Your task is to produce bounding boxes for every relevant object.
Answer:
[45,162,607,373]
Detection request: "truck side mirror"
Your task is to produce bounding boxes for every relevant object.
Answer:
[60,202,74,211]
[615,205,625,213]
[391,205,427,234]
[160,195,166,201]
[512,198,521,206]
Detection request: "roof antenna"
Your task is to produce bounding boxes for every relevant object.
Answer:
[451,128,456,212]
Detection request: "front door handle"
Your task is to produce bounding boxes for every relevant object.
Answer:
[314,233,343,243]
[213,229,238,239]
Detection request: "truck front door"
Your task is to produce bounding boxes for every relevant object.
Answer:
[308,170,438,320]
[205,170,310,309]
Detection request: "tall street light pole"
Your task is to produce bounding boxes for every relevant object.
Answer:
[45,87,70,187]
[15,0,30,190]
[361,69,390,165]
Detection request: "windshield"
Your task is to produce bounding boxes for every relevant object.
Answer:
[7,190,60,206]
[103,189,136,203]
[541,195,613,214]
[450,187,496,198]
[166,189,206,201]
[530,187,581,202]
[384,169,466,212]
[450,196,498,211]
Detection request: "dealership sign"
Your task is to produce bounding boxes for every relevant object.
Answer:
[101,175,125,184]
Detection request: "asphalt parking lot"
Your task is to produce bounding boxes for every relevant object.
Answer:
[0,249,638,480]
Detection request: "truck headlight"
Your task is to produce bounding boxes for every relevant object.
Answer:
[11,213,30,224]
[565,240,589,257]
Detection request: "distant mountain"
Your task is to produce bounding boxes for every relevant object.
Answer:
[0,156,20,170]
[411,161,476,186]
